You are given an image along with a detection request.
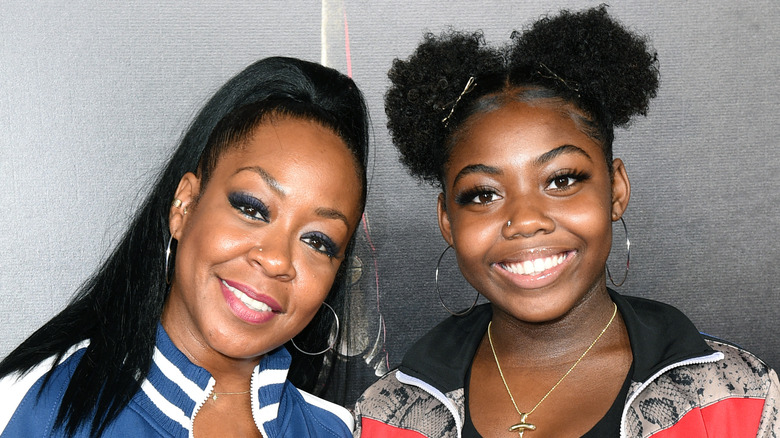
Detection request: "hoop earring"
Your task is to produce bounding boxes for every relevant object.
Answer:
[606,217,630,287]
[290,302,340,356]
[435,245,479,316]
[165,235,176,285]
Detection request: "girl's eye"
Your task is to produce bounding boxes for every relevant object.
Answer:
[545,171,590,192]
[228,192,270,222]
[549,175,576,189]
[302,232,339,258]
[454,187,502,206]
[474,192,499,204]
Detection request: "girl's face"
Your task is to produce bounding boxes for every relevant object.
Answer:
[163,117,363,363]
[438,100,629,323]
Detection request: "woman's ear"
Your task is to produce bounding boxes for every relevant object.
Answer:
[610,159,631,221]
[169,172,200,239]
[437,192,455,247]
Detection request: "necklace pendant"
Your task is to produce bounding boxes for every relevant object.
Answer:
[509,413,536,437]
[212,393,218,401]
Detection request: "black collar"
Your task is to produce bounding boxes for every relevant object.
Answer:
[399,290,715,394]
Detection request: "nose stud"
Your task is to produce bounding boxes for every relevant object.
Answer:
[506,220,512,228]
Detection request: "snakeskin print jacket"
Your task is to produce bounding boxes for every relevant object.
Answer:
[354,290,779,437]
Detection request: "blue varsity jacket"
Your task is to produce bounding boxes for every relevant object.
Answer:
[0,324,352,437]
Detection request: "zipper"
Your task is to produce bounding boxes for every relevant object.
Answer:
[619,351,724,437]
[189,377,216,438]
[396,370,463,438]
[249,368,268,436]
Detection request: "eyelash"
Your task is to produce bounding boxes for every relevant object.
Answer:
[302,232,339,258]
[546,170,591,191]
[453,170,591,205]
[228,192,339,258]
[228,192,270,222]
[454,186,501,206]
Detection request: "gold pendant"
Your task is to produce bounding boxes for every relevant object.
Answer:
[508,413,536,437]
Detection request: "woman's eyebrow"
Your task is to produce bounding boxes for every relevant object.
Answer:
[315,207,350,228]
[534,144,592,167]
[236,166,286,197]
[236,166,349,228]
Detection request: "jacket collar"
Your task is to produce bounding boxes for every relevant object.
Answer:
[399,290,715,395]
[136,324,291,437]
[609,289,714,382]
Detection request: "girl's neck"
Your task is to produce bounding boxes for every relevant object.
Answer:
[488,288,618,366]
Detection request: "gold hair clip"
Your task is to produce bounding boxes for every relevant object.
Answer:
[537,63,580,97]
[441,76,477,127]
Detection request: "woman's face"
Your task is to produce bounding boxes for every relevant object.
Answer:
[164,116,363,363]
[438,100,629,323]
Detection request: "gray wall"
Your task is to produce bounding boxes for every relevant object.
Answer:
[2,0,778,398]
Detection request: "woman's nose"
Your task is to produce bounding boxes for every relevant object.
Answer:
[247,234,296,280]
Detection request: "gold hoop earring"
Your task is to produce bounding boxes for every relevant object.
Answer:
[606,217,630,287]
[435,245,479,316]
[290,302,340,356]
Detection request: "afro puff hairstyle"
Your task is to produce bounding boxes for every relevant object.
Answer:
[386,5,659,186]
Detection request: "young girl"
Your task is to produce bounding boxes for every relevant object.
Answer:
[0,56,369,437]
[355,6,778,437]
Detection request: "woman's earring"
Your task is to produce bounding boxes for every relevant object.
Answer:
[164,235,176,285]
[606,217,630,287]
[435,245,479,316]
[290,302,340,356]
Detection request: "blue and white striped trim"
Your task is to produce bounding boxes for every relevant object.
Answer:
[0,340,89,434]
[251,348,290,437]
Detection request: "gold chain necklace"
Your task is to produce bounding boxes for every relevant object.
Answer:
[487,302,617,437]
[210,389,251,402]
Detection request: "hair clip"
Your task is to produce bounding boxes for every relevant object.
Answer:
[441,76,477,127]
[537,63,580,97]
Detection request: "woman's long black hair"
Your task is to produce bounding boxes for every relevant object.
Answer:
[0,56,369,437]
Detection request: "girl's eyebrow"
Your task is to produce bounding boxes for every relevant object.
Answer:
[452,164,502,187]
[451,144,592,188]
[534,144,592,167]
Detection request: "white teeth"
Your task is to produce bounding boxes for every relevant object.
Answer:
[504,253,567,276]
[222,280,272,312]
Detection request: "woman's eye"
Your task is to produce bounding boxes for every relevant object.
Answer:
[302,233,339,258]
[228,192,269,222]
[238,205,265,220]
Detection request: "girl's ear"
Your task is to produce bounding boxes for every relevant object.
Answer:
[610,159,631,221]
[168,172,200,238]
[437,192,455,247]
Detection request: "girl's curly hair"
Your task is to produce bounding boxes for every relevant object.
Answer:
[386,5,659,186]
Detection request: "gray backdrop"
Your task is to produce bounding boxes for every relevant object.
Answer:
[2,0,778,399]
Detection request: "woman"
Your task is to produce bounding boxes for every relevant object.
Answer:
[355,6,778,437]
[0,56,369,437]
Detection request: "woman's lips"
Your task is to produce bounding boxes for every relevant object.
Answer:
[220,279,281,324]
[495,250,575,289]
